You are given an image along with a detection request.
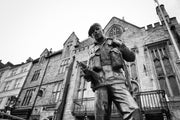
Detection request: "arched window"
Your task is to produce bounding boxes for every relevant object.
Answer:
[107,24,124,38]
[149,43,180,97]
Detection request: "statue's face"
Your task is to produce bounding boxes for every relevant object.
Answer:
[91,26,104,41]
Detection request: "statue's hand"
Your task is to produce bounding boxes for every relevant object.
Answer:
[112,38,123,47]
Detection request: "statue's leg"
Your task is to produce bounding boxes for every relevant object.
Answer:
[110,83,140,120]
[94,87,111,120]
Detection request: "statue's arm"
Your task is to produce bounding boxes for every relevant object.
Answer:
[120,43,135,62]
[112,39,135,62]
[77,61,93,82]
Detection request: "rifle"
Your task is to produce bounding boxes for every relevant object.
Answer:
[77,61,104,90]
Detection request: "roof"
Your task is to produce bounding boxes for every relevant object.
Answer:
[0,60,5,69]
[76,37,94,49]
[104,16,141,30]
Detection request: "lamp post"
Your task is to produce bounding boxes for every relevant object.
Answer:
[154,0,180,59]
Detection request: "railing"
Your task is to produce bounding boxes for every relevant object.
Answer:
[73,90,170,117]
[73,97,95,116]
[136,90,169,113]
[0,111,26,120]
[11,108,32,120]
[73,97,121,116]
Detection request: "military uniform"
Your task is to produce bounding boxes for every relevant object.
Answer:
[87,38,140,120]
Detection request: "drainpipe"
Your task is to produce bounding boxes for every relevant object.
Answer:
[55,56,75,120]
[29,57,50,120]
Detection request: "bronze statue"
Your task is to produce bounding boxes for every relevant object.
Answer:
[78,23,140,120]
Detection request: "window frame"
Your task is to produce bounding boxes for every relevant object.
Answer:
[31,69,41,82]
[14,77,23,89]
[147,41,180,97]
[59,58,70,74]
[21,65,28,73]
[77,61,88,99]
[4,81,11,91]
[52,81,63,103]
[21,88,36,106]
[107,24,124,38]
[10,69,18,76]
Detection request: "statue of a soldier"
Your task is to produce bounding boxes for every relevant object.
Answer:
[78,23,140,120]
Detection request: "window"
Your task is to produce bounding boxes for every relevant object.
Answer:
[21,66,27,73]
[14,77,23,89]
[125,48,138,81]
[31,70,41,81]
[52,82,62,103]
[21,88,35,106]
[77,61,88,99]
[149,43,180,97]
[4,81,11,91]
[5,96,11,106]
[64,45,72,58]
[77,75,87,99]
[59,58,70,74]
[127,62,138,81]
[108,25,123,38]
[10,69,18,76]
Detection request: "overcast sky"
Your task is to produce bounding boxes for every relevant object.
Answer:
[0,0,180,64]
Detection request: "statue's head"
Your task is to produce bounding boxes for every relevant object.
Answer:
[88,23,104,42]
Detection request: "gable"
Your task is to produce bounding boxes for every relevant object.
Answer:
[104,17,141,32]
[63,32,79,47]
[104,17,143,38]
[105,24,125,38]
[103,17,146,48]
[40,48,49,57]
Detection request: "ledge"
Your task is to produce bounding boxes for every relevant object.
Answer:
[176,59,180,64]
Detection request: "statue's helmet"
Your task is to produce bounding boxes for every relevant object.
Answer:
[88,23,101,37]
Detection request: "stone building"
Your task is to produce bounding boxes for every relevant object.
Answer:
[7,4,180,120]
[11,33,79,120]
[70,5,180,120]
[0,61,14,112]
[0,60,32,113]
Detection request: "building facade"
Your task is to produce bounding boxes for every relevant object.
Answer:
[12,33,80,120]
[5,4,180,120]
[0,61,32,113]
[0,61,14,113]
[71,5,180,120]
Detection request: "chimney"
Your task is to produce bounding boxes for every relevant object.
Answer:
[0,60,5,68]
[26,57,33,63]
